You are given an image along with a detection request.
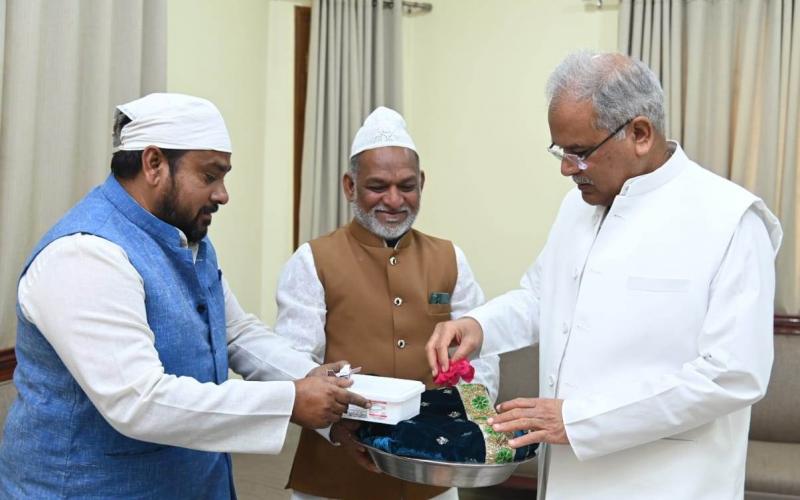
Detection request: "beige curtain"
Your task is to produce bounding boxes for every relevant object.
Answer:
[619,0,800,314]
[0,0,167,349]
[298,0,403,244]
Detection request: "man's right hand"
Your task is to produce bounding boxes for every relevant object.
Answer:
[291,376,370,429]
[425,317,484,378]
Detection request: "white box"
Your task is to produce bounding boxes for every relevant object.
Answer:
[344,374,425,425]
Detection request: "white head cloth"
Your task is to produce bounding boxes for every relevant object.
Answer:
[350,106,417,159]
[114,93,232,153]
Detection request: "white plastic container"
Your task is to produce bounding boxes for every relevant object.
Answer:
[344,374,425,425]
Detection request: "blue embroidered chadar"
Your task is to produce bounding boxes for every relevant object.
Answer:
[359,384,537,464]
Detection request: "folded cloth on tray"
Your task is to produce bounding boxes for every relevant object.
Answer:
[358,384,537,464]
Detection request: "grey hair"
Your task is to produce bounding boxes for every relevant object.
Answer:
[111,109,130,149]
[348,153,361,177]
[546,51,666,136]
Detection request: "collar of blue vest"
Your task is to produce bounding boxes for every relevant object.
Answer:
[100,174,197,250]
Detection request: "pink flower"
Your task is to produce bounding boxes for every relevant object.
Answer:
[434,359,475,386]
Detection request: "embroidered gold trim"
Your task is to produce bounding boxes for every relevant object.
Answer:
[456,383,515,464]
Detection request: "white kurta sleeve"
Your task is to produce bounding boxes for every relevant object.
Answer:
[451,245,500,402]
[225,276,319,381]
[18,234,297,455]
[274,243,327,365]
[561,208,777,460]
[273,243,334,442]
[468,254,544,357]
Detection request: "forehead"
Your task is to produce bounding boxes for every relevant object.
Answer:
[548,98,598,146]
[180,150,232,171]
[357,146,418,179]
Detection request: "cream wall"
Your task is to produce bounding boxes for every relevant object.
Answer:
[404,0,619,299]
[167,0,618,320]
[167,0,303,322]
[260,0,310,322]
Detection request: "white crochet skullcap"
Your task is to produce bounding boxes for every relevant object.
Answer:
[350,106,416,159]
[114,93,232,153]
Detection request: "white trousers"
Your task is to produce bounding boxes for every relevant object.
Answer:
[290,487,459,500]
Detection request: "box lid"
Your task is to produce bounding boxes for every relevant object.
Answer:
[348,374,425,403]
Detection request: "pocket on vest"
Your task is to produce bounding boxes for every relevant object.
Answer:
[104,443,168,457]
[428,303,452,316]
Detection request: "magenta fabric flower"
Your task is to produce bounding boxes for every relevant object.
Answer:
[434,359,475,386]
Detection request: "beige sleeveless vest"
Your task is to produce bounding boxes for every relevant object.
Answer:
[287,221,457,499]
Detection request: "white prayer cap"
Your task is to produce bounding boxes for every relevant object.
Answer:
[114,93,232,153]
[350,106,417,159]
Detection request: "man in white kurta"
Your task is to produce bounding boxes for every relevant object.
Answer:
[425,52,782,499]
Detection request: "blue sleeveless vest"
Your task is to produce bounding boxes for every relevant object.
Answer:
[0,175,234,499]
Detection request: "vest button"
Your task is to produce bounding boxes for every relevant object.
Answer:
[397,339,406,349]
[197,304,207,314]
[389,256,398,266]
[393,297,403,306]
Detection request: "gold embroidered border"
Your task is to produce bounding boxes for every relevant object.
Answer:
[456,383,515,464]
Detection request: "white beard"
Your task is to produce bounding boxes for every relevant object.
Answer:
[351,201,418,240]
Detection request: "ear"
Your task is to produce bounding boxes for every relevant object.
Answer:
[342,172,356,201]
[630,116,655,157]
[419,170,426,191]
[141,146,168,186]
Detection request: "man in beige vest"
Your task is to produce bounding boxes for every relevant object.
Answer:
[277,107,500,500]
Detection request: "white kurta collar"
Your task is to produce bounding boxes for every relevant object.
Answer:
[175,228,199,262]
[618,141,685,198]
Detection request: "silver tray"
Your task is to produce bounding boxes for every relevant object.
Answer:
[362,443,537,488]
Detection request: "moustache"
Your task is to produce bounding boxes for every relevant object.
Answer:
[572,175,594,185]
[373,204,410,215]
[201,205,219,215]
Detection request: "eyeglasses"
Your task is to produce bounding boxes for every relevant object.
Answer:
[547,119,632,170]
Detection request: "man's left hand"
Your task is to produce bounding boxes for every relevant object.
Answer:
[330,420,381,473]
[488,398,569,447]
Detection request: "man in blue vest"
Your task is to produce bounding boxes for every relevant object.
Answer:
[0,93,368,499]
